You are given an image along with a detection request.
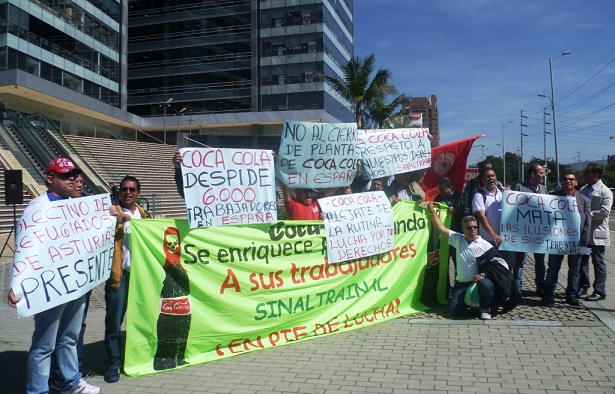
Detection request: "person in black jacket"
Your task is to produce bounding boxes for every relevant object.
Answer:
[173,151,185,199]
[434,176,463,297]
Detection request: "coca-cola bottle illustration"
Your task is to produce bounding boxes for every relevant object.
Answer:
[153,226,192,371]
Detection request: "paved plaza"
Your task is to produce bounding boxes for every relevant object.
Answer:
[2,237,615,393]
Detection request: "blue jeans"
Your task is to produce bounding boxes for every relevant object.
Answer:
[105,272,129,370]
[449,278,495,318]
[544,254,580,300]
[27,295,85,394]
[579,245,607,296]
[513,252,545,292]
[51,291,91,380]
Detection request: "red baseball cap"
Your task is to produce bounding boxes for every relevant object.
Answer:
[45,158,82,175]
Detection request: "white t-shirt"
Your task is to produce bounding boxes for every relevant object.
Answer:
[472,187,502,242]
[122,207,142,271]
[448,231,494,282]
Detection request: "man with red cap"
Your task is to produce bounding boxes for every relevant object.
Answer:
[7,158,101,394]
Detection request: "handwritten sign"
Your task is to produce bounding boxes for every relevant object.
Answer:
[318,191,394,263]
[11,194,116,318]
[499,190,581,254]
[358,128,431,179]
[276,120,360,188]
[180,148,277,228]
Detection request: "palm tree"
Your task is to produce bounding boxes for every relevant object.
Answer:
[322,54,398,128]
[364,94,410,128]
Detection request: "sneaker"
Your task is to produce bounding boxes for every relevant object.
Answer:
[479,309,492,320]
[566,297,582,307]
[585,293,606,301]
[104,367,120,383]
[60,379,100,394]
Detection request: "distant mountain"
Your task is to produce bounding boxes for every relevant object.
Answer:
[568,157,612,171]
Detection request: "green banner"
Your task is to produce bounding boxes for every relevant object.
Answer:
[124,201,450,376]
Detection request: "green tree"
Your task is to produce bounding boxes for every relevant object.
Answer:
[322,54,398,128]
[364,94,410,128]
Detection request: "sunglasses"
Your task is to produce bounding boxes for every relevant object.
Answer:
[120,187,137,193]
[465,225,478,230]
[562,177,576,181]
[53,173,76,180]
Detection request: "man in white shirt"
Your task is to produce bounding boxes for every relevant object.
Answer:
[427,202,502,320]
[471,167,516,274]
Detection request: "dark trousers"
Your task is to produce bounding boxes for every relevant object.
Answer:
[579,245,607,296]
[545,254,580,300]
[449,278,495,318]
[104,273,129,370]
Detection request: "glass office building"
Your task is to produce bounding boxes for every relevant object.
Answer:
[127,0,353,123]
[0,0,122,107]
[259,0,353,122]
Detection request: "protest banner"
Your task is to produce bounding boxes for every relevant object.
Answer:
[180,148,277,228]
[276,120,360,188]
[357,128,431,179]
[499,190,581,254]
[123,201,450,375]
[318,191,394,263]
[421,135,481,201]
[11,194,116,318]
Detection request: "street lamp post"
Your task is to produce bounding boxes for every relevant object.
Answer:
[539,50,571,187]
[187,116,196,134]
[160,97,174,144]
[501,121,513,186]
[175,107,186,131]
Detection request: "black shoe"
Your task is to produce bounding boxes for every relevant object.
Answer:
[536,289,545,297]
[104,368,120,383]
[539,298,555,306]
[579,288,589,296]
[585,293,606,301]
[566,297,582,306]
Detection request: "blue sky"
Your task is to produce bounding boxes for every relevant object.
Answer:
[354,1,615,166]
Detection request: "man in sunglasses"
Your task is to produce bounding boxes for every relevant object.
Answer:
[7,158,101,394]
[427,202,503,320]
[104,175,151,383]
[541,172,591,307]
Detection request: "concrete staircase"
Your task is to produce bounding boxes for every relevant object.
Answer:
[65,135,186,218]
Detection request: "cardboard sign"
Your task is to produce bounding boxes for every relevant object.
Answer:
[318,191,394,263]
[357,128,431,179]
[499,190,581,254]
[180,148,277,228]
[276,120,360,188]
[11,194,116,318]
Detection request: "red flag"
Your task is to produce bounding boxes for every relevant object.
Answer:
[421,135,482,202]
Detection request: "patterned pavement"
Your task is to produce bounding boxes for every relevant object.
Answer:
[1,252,614,393]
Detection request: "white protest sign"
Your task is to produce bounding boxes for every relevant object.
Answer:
[11,194,116,318]
[358,128,431,179]
[276,120,360,188]
[499,190,581,254]
[180,148,277,228]
[318,191,394,263]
